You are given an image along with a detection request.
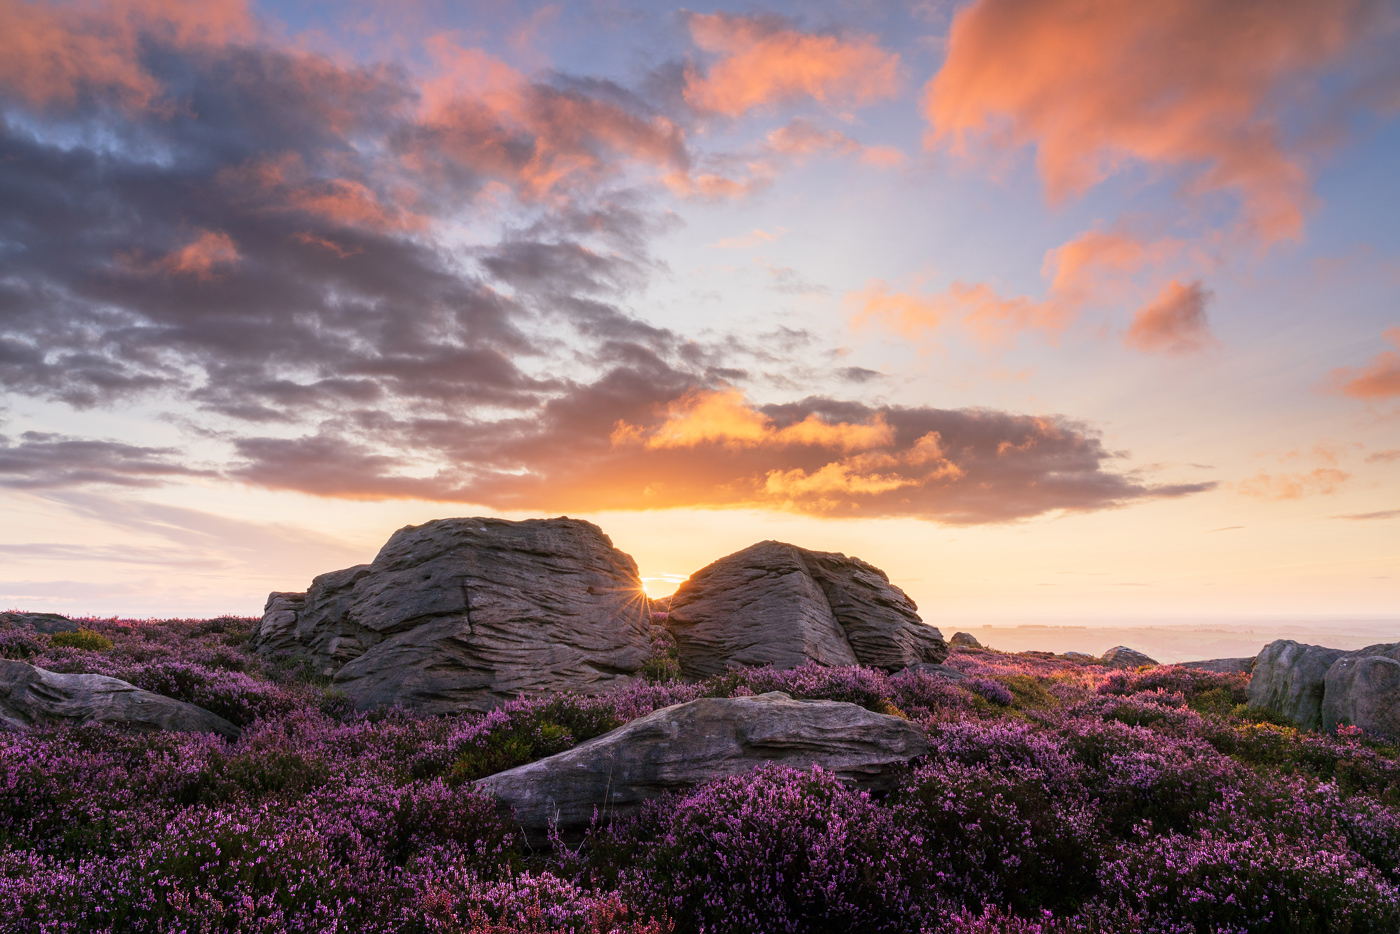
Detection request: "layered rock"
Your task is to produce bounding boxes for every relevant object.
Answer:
[0,660,240,739]
[665,541,946,678]
[1100,646,1158,669]
[1323,650,1400,738]
[475,692,928,840]
[1247,640,1349,730]
[250,517,654,713]
[0,612,80,635]
[1180,657,1255,674]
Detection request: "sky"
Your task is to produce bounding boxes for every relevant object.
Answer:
[1,0,1398,625]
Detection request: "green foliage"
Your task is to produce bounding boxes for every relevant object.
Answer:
[49,628,113,651]
[444,696,622,785]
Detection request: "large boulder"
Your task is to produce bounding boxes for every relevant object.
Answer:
[950,632,982,648]
[250,517,654,713]
[1247,640,1350,730]
[1100,646,1157,669]
[664,541,946,678]
[0,612,80,635]
[1323,654,1400,738]
[475,692,928,841]
[0,660,240,739]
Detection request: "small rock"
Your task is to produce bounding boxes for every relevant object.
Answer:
[0,660,240,739]
[1179,657,1255,674]
[475,692,928,842]
[0,612,81,635]
[665,541,946,678]
[1062,651,1095,661]
[902,662,966,682]
[1100,646,1157,669]
[950,632,982,648]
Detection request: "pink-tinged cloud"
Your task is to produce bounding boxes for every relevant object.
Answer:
[0,0,253,110]
[411,39,688,202]
[684,13,899,116]
[1327,328,1400,400]
[157,230,240,279]
[1237,467,1350,500]
[924,0,1385,243]
[853,229,1215,349]
[1124,280,1216,355]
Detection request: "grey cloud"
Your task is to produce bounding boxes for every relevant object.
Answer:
[0,432,211,488]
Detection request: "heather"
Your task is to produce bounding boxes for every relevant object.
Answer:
[3,619,1400,932]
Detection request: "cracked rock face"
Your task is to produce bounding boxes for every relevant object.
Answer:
[664,540,947,678]
[1247,640,1350,730]
[1323,647,1400,738]
[0,660,240,739]
[475,692,928,841]
[250,517,653,713]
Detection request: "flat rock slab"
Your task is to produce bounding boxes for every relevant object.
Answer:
[901,662,966,682]
[476,692,929,842]
[251,517,654,713]
[0,660,240,739]
[665,541,946,678]
[0,612,80,635]
[1179,657,1255,674]
[1101,646,1158,669]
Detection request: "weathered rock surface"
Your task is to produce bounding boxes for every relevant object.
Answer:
[250,517,654,713]
[1323,653,1400,738]
[1062,651,1095,662]
[1180,657,1255,674]
[950,632,982,648]
[0,612,80,635]
[1100,646,1158,669]
[0,660,240,739]
[902,662,966,682]
[1247,640,1349,730]
[475,692,928,840]
[665,541,946,678]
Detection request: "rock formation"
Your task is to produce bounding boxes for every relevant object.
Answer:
[0,660,240,739]
[664,541,946,678]
[250,517,654,713]
[1179,657,1255,674]
[1100,646,1158,669]
[0,612,80,635]
[950,632,981,648]
[1323,650,1400,738]
[475,692,928,841]
[1062,651,1095,661]
[901,662,966,682]
[1247,640,1349,730]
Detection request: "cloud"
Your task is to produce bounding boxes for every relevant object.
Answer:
[1326,328,1400,400]
[1367,448,1400,463]
[924,0,1389,243]
[1236,467,1350,500]
[228,384,1213,525]
[0,431,211,488]
[851,229,1216,350]
[1124,280,1216,354]
[1333,508,1400,521]
[684,13,900,117]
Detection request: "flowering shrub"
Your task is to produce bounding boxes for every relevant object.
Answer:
[2,618,1399,933]
[48,629,113,652]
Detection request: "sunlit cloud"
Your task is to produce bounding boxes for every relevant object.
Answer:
[1327,328,1400,400]
[923,0,1388,244]
[684,12,900,117]
[1123,280,1217,355]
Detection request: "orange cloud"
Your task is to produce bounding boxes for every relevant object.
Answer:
[615,388,895,452]
[924,0,1384,243]
[684,13,899,116]
[0,0,252,111]
[1124,280,1216,354]
[1237,467,1350,500]
[853,228,1216,350]
[1327,328,1400,400]
[118,229,239,279]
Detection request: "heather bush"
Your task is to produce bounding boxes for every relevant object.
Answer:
[4,620,1400,933]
